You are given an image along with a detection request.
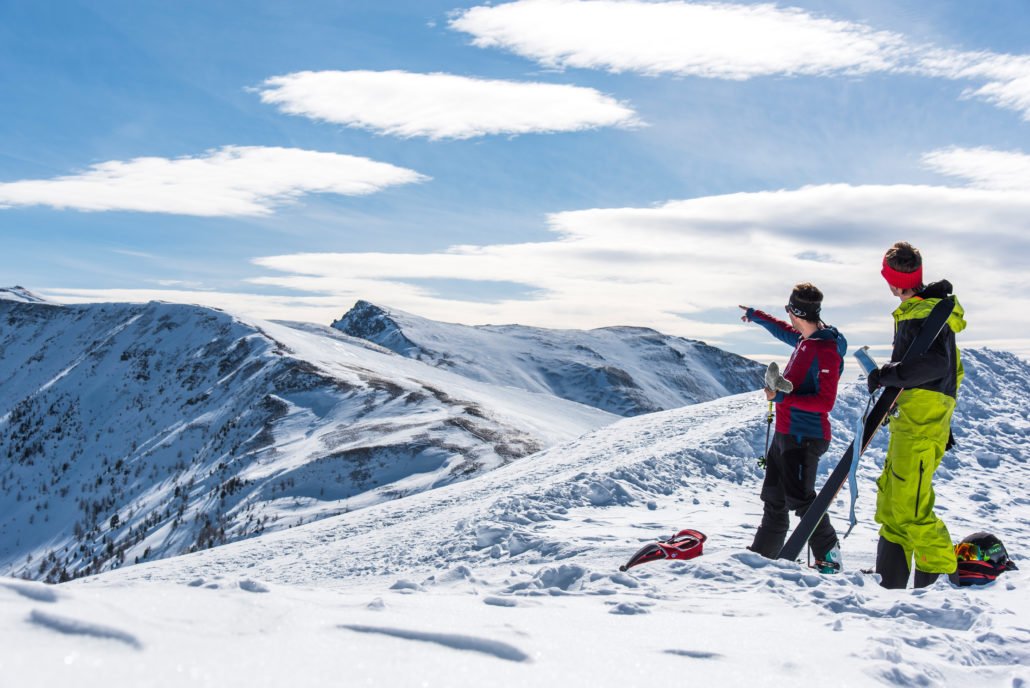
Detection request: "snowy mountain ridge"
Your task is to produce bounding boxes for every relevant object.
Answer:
[0,297,615,582]
[333,300,765,416]
[95,347,1030,587]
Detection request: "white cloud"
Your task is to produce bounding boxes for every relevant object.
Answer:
[0,146,427,217]
[152,280,209,289]
[111,249,157,259]
[450,0,907,79]
[241,173,1030,357]
[917,50,1030,121]
[451,1,1030,119]
[923,147,1030,191]
[257,70,639,139]
[44,172,1030,361]
[39,288,349,326]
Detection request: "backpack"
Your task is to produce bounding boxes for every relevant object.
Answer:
[953,532,1019,586]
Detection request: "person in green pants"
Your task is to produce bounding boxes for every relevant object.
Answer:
[866,241,966,589]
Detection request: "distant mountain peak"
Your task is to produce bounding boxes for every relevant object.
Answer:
[333,300,764,416]
[332,300,421,355]
[0,286,55,305]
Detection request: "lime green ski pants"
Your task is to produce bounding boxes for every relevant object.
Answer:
[874,389,957,574]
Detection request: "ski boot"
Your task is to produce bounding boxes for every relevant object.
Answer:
[812,544,842,574]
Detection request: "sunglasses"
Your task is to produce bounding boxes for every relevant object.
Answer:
[785,304,807,318]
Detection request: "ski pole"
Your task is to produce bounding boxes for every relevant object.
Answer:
[758,400,773,469]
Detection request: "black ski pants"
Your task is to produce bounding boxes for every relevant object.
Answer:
[750,432,839,560]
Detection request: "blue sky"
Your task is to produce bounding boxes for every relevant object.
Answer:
[2,0,1030,363]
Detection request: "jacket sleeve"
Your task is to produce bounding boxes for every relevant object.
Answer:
[777,343,840,413]
[748,308,801,348]
[877,319,951,389]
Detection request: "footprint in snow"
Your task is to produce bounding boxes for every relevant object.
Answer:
[389,579,424,593]
[340,624,530,663]
[609,602,650,615]
[238,579,270,593]
[431,565,477,585]
[664,649,723,659]
[0,579,60,603]
[28,609,142,649]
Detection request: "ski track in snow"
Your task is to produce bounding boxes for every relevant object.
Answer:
[2,348,1028,685]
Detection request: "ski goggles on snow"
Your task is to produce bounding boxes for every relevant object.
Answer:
[955,541,1018,569]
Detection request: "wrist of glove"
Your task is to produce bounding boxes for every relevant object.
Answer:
[866,366,883,394]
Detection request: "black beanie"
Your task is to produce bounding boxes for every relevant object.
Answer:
[787,291,822,322]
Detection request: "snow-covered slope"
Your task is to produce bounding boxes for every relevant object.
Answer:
[0,298,614,582]
[4,349,1027,686]
[333,300,765,416]
[88,348,1029,585]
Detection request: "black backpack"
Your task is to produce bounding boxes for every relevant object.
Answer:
[954,532,1019,586]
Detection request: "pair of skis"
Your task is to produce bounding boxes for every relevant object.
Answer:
[619,297,955,571]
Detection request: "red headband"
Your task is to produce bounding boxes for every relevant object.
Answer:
[881,257,923,290]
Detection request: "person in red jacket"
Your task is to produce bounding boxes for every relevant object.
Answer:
[740,283,847,571]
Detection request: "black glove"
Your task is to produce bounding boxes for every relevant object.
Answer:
[866,367,882,394]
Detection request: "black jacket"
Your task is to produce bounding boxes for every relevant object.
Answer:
[877,280,964,400]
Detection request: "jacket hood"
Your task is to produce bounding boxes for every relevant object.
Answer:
[811,324,848,358]
[918,280,953,300]
[898,280,967,334]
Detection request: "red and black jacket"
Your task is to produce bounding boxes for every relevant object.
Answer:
[747,308,847,440]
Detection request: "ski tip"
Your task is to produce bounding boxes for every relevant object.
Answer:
[618,565,628,572]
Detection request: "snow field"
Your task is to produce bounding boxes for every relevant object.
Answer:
[3,502,1026,688]
[36,351,1025,687]
[2,292,1027,685]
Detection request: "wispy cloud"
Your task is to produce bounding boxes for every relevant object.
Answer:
[917,49,1030,121]
[257,70,639,139]
[451,0,1030,119]
[111,249,158,259]
[152,279,209,290]
[242,164,1030,352]
[39,288,348,325]
[922,147,1030,191]
[43,159,1030,359]
[0,146,427,217]
[450,0,907,79]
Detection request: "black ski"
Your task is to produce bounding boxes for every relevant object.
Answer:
[777,297,956,563]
